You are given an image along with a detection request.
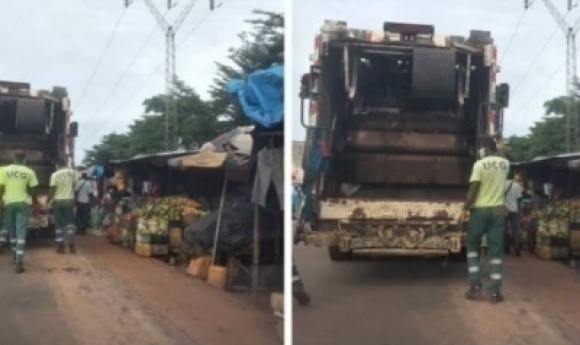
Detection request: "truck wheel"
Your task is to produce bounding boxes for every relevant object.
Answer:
[328,246,352,261]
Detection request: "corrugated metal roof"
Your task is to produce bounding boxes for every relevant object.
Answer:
[512,151,580,167]
[109,149,198,165]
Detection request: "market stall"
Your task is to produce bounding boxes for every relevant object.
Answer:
[514,152,580,260]
[228,64,284,302]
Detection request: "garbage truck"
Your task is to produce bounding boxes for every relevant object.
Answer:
[296,20,510,260]
[0,80,78,233]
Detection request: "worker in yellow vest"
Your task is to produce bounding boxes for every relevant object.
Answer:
[47,158,77,254]
[0,152,39,273]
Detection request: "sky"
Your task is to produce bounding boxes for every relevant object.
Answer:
[0,0,282,164]
[291,0,575,140]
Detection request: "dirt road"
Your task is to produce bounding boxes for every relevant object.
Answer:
[294,246,580,345]
[0,236,278,345]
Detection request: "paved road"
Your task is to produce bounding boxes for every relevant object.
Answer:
[294,246,580,345]
[0,236,278,345]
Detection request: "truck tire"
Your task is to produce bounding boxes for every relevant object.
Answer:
[328,246,352,261]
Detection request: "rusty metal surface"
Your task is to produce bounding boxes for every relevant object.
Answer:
[342,153,471,185]
[0,150,47,163]
[352,248,448,256]
[302,199,465,254]
[319,199,464,220]
[346,130,466,153]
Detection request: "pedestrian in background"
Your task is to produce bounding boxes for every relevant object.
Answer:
[504,174,523,256]
[292,174,310,306]
[0,152,39,273]
[47,159,77,254]
[0,165,6,252]
[459,138,509,303]
[74,173,93,235]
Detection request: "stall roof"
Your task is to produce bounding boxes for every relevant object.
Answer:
[109,149,198,165]
[512,152,580,167]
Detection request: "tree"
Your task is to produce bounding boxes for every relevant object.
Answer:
[209,10,284,127]
[505,96,571,162]
[83,9,284,165]
[142,79,216,149]
[82,133,131,166]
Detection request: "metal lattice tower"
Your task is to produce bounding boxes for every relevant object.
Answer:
[529,0,580,151]
[124,0,200,151]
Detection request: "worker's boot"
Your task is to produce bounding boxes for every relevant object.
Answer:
[490,292,505,304]
[69,244,77,254]
[14,262,25,274]
[294,290,311,306]
[465,285,483,301]
[56,244,65,254]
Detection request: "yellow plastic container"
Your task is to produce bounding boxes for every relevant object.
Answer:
[207,265,227,290]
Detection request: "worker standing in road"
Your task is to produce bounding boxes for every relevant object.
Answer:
[0,152,39,273]
[47,159,77,254]
[74,173,93,235]
[504,174,523,256]
[459,138,509,304]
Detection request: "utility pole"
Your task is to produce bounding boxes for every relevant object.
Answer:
[124,0,205,151]
[530,0,580,151]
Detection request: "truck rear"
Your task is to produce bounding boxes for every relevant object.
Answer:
[297,21,509,260]
[0,80,77,232]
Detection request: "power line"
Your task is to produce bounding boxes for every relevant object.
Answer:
[76,8,127,110]
[499,10,527,66]
[81,9,214,148]
[80,11,170,143]
[511,24,562,96]
[512,59,566,118]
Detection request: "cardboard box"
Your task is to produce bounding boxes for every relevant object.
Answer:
[187,256,212,280]
[169,227,182,248]
[135,242,152,257]
[571,231,580,249]
[536,245,569,260]
[151,244,169,256]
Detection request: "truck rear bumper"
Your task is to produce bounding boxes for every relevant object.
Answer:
[304,230,463,254]
[352,248,450,256]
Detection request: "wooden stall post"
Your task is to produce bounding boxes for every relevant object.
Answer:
[252,204,260,302]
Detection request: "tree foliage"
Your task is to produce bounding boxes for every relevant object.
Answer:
[505,96,571,162]
[209,10,284,126]
[83,10,284,166]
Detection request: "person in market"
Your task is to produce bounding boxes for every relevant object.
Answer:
[46,158,77,254]
[520,180,541,252]
[504,173,523,256]
[0,152,40,273]
[292,172,311,306]
[0,165,6,253]
[459,137,509,304]
[99,188,115,229]
[74,172,93,235]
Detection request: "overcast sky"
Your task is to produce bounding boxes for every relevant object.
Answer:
[0,0,282,163]
[291,0,575,140]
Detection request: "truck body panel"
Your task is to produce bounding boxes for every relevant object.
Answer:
[0,80,76,230]
[298,20,508,258]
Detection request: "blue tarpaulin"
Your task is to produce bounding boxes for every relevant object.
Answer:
[226,65,283,128]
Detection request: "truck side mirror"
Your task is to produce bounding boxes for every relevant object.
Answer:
[69,122,78,137]
[497,83,510,108]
